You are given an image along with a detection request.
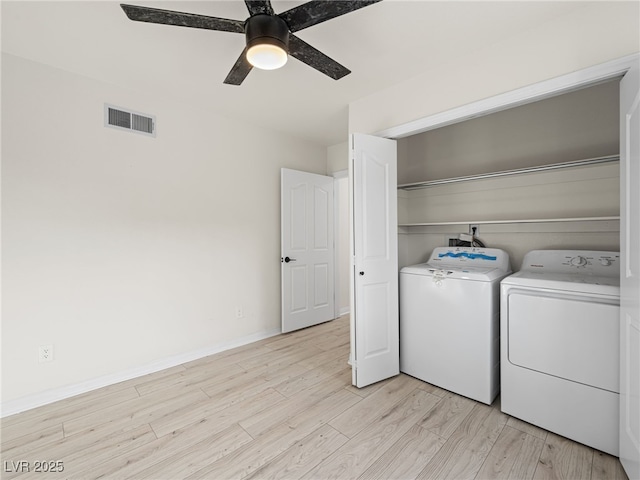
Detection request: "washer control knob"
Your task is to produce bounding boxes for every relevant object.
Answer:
[570,256,587,267]
[599,258,612,266]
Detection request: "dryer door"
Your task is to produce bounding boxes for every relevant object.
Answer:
[507,291,619,393]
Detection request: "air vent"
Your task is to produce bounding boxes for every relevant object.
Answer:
[104,104,156,137]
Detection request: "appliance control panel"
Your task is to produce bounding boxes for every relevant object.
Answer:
[520,250,620,277]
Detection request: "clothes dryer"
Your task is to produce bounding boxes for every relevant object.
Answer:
[501,250,620,455]
[400,247,511,404]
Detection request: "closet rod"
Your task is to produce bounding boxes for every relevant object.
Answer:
[397,155,619,190]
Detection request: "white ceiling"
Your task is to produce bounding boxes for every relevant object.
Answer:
[2,1,588,146]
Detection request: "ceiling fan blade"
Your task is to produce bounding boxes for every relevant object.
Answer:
[120,4,245,33]
[244,0,274,16]
[279,0,382,33]
[224,48,253,85]
[288,35,350,80]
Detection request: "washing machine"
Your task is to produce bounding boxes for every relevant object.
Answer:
[400,246,511,404]
[501,250,620,456]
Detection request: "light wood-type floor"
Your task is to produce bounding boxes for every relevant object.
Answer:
[1,315,629,480]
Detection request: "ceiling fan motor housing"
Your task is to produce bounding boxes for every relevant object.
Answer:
[245,14,289,53]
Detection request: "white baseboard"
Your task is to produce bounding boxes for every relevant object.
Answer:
[339,307,350,317]
[1,327,281,418]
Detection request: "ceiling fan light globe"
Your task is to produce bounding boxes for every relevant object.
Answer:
[247,43,288,70]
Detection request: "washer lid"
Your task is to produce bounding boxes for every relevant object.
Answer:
[400,263,509,282]
[428,246,511,278]
[400,247,511,281]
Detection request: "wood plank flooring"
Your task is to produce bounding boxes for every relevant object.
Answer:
[1,315,628,480]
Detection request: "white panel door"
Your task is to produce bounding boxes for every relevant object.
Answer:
[620,58,640,480]
[281,168,334,333]
[350,133,398,388]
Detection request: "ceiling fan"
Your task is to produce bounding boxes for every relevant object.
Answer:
[120,0,382,85]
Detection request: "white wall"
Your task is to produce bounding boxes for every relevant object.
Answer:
[350,2,637,272]
[396,80,619,185]
[397,162,621,271]
[336,176,350,315]
[326,142,350,315]
[1,54,327,411]
[394,83,621,270]
[327,141,349,175]
[400,162,619,222]
[349,2,639,136]
[399,220,620,273]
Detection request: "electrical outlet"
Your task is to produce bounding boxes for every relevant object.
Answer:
[469,224,479,236]
[39,344,53,363]
[235,306,243,319]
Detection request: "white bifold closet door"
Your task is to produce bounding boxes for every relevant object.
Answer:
[619,56,640,480]
[350,133,399,388]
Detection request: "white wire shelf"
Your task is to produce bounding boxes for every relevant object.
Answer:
[398,216,620,227]
[397,155,619,190]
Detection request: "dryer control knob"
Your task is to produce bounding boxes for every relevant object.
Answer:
[599,258,612,266]
[570,256,587,267]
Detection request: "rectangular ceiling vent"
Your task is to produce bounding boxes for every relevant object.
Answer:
[104,104,156,137]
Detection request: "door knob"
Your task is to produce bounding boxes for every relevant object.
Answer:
[284,256,296,263]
